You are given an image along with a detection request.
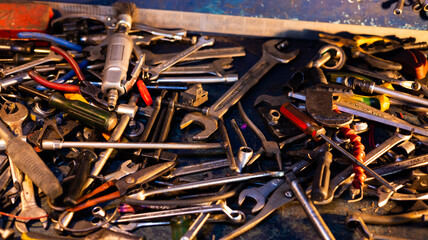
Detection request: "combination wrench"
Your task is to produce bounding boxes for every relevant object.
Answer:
[104,160,139,181]
[142,46,246,66]
[180,40,299,140]
[161,58,233,76]
[0,51,63,78]
[113,201,245,223]
[147,36,215,80]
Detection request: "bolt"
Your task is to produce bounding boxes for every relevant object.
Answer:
[285,191,293,198]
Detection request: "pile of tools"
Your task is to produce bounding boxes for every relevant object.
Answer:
[0,2,427,240]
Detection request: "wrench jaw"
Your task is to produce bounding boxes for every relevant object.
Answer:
[238,189,266,214]
[180,112,218,141]
[15,210,48,233]
[263,40,300,64]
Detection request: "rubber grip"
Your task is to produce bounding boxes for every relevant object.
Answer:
[64,149,97,206]
[6,137,62,199]
[49,93,118,132]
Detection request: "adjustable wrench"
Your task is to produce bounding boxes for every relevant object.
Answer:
[147,36,215,80]
[180,40,299,140]
[0,51,63,78]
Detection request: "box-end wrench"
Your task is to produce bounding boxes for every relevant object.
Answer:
[142,46,246,66]
[147,36,215,80]
[180,40,299,140]
[0,51,63,78]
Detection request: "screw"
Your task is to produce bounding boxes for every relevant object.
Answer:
[285,191,293,198]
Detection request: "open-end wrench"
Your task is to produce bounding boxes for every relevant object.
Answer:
[147,36,215,80]
[161,58,233,76]
[114,201,245,223]
[15,175,48,233]
[0,51,63,78]
[0,102,28,204]
[180,40,299,140]
[126,171,284,200]
[104,160,139,181]
[239,178,285,213]
[142,46,246,66]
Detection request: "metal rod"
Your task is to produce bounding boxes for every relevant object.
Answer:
[42,140,224,150]
[154,74,238,84]
[127,171,284,200]
[320,135,399,192]
[290,179,335,240]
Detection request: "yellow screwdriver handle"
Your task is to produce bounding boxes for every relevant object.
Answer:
[350,94,390,112]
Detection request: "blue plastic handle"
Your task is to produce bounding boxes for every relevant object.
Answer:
[17,32,82,52]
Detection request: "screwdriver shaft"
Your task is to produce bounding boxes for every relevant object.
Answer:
[320,135,399,192]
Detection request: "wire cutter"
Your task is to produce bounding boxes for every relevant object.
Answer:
[68,161,176,212]
[319,33,402,71]
[27,45,107,107]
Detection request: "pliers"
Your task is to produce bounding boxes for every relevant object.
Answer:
[68,161,175,212]
[319,33,402,71]
[27,45,107,107]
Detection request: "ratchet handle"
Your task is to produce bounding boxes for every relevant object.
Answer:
[280,102,326,140]
[311,150,333,202]
[6,137,63,199]
[49,93,118,132]
[63,149,97,206]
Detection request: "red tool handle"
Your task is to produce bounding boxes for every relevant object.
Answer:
[137,79,153,106]
[280,102,326,140]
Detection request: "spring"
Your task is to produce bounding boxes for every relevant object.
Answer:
[340,127,366,190]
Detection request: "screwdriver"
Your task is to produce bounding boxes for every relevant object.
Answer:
[17,85,117,132]
[350,94,390,112]
[279,102,400,193]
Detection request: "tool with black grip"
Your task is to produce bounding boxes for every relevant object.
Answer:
[17,85,117,132]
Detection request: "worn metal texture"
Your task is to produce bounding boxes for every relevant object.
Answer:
[38,0,427,30]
